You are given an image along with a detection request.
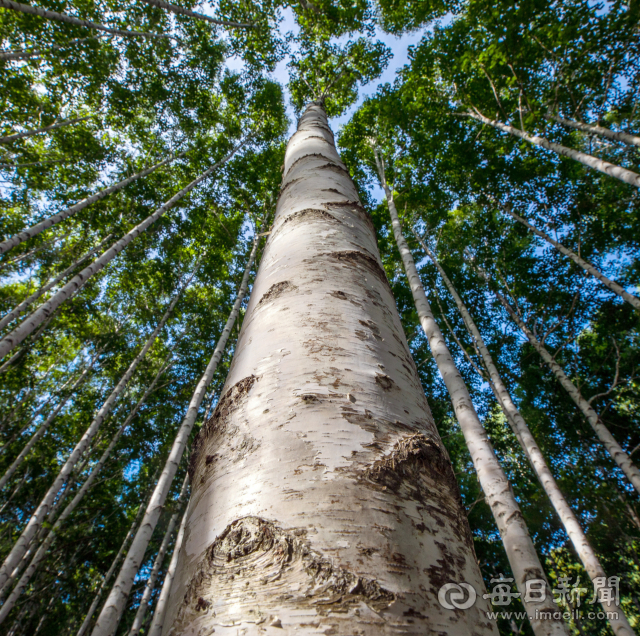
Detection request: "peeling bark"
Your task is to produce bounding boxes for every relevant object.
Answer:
[165,102,498,635]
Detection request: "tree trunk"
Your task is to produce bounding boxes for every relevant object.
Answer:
[0,116,91,144]
[467,110,640,188]
[145,507,187,636]
[0,152,184,255]
[481,272,640,494]
[0,139,245,360]
[0,266,194,594]
[374,151,567,636]
[0,347,103,491]
[139,0,252,28]
[0,0,174,41]
[416,233,635,636]
[127,474,189,636]
[0,235,113,331]
[0,35,104,61]
[0,230,67,265]
[545,113,640,148]
[91,238,259,636]
[161,102,497,636]
[501,206,640,311]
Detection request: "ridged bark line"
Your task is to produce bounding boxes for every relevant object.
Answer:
[486,278,640,494]
[0,264,196,593]
[90,238,259,636]
[0,235,113,331]
[0,0,174,40]
[468,111,640,188]
[0,348,103,491]
[0,139,245,360]
[0,151,186,255]
[76,478,160,636]
[416,234,635,636]
[127,474,190,636]
[139,0,252,28]
[503,208,640,311]
[167,103,496,635]
[0,358,174,623]
[0,36,104,61]
[0,116,91,144]
[546,113,640,148]
[145,507,187,636]
[374,155,568,636]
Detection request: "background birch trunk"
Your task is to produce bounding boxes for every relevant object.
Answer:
[0,116,91,144]
[545,113,640,148]
[374,152,567,636]
[417,234,634,636]
[163,101,497,636]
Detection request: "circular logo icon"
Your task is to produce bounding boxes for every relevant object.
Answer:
[438,583,477,610]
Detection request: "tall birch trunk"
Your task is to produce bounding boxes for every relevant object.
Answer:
[0,35,104,61]
[139,0,252,28]
[480,271,640,494]
[501,206,640,311]
[162,102,497,636]
[0,230,66,265]
[0,152,185,255]
[0,0,174,40]
[545,113,640,148]
[0,235,113,331]
[374,151,567,636]
[0,347,103,490]
[0,140,244,360]
[0,358,174,623]
[467,111,640,188]
[91,238,259,636]
[145,507,187,636]
[0,116,91,144]
[127,474,189,636]
[0,267,193,594]
[416,234,634,636]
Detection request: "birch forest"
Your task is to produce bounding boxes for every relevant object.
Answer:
[0,0,639,634]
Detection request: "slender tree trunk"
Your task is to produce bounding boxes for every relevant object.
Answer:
[467,110,640,188]
[0,347,103,491]
[416,233,634,636]
[126,474,189,636]
[0,359,174,623]
[145,507,187,636]
[91,238,259,636]
[0,139,244,360]
[479,269,640,494]
[545,113,640,148]
[0,235,113,331]
[374,150,566,636]
[0,266,194,594]
[139,0,252,28]
[0,230,67,266]
[0,116,91,144]
[0,0,174,40]
[160,102,498,636]
[0,152,185,255]
[0,35,104,61]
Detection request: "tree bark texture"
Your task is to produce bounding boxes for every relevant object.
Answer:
[162,102,497,636]
[546,113,640,148]
[417,235,634,636]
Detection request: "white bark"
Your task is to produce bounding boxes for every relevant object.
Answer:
[0,139,245,360]
[483,275,640,494]
[139,0,252,28]
[163,102,496,636]
[0,348,103,491]
[0,0,174,40]
[0,36,104,61]
[0,235,113,331]
[546,113,640,148]
[0,359,174,624]
[467,111,640,188]
[127,475,189,636]
[146,507,187,636]
[0,116,91,144]
[91,238,259,636]
[417,234,634,636]
[0,152,184,255]
[0,268,193,594]
[374,152,567,636]
[502,207,640,311]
